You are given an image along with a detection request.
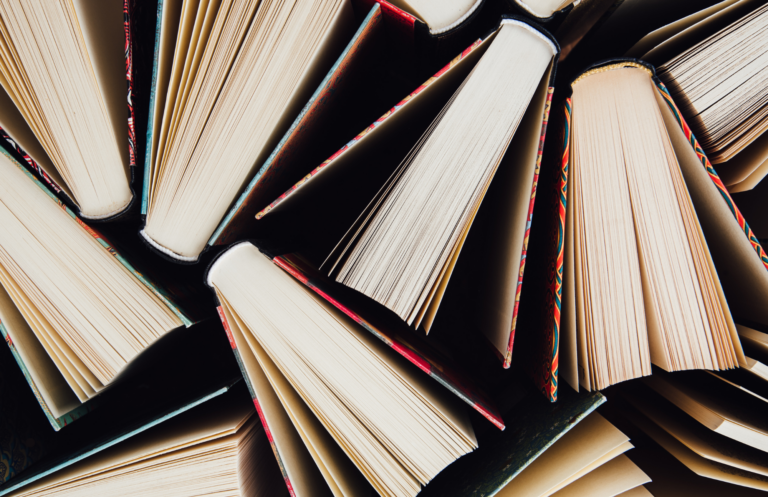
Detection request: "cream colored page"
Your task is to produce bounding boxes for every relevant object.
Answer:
[230,306,370,497]
[628,387,768,477]
[628,403,768,491]
[0,83,71,199]
[657,79,768,327]
[214,288,331,497]
[497,413,630,497]
[70,0,129,174]
[16,394,247,496]
[0,280,79,418]
[550,455,650,497]
[147,0,184,200]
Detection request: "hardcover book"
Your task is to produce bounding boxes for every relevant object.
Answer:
[0,0,140,221]
[525,59,764,397]
[0,133,195,430]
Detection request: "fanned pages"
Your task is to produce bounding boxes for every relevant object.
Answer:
[0,0,131,219]
[208,242,477,497]
[141,0,355,261]
[657,3,768,167]
[566,62,739,391]
[0,148,186,421]
[325,20,557,355]
[9,385,288,497]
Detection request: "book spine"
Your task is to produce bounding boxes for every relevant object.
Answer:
[141,0,164,216]
[544,98,571,402]
[655,81,768,271]
[505,87,554,369]
[0,322,91,431]
[215,305,297,497]
[124,0,136,171]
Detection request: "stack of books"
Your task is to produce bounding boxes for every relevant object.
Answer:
[1,0,767,496]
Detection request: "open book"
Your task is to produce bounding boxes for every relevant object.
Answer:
[269,17,558,373]
[531,60,758,394]
[0,0,135,220]
[0,141,192,430]
[207,242,478,497]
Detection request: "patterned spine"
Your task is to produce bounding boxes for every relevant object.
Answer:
[255,40,484,220]
[655,81,768,271]
[0,322,91,431]
[542,99,571,402]
[0,146,192,327]
[272,255,505,430]
[215,306,297,497]
[124,0,136,171]
[505,87,554,369]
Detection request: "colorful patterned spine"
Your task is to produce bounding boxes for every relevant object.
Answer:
[505,87,554,369]
[124,0,136,170]
[0,321,90,431]
[542,99,571,402]
[256,39,484,220]
[0,146,192,327]
[215,306,297,497]
[272,254,505,430]
[655,81,768,271]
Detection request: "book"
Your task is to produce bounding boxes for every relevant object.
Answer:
[531,59,768,395]
[418,389,615,496]
[4,383,285,497]
[0,318,243,496]
[0,0,137,221]
[206,241,479,497]
[650,2,768,192]
[275,18,557,375]
[0,137,193,429]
